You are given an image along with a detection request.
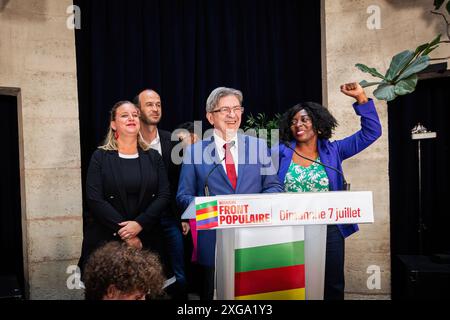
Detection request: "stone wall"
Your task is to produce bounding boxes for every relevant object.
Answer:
[322,0,449,299]
[0,0,83,299]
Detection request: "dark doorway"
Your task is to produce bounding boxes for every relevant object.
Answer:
[388,74,450,299]
[0,94,24,299]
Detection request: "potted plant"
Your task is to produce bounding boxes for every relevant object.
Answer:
[243,113,281,147]
[356,35,446,101]
[356,1,450,101]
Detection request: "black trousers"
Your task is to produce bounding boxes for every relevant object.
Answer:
[199,265,215,300]
[324,225,345,300]
[165,280,188,300]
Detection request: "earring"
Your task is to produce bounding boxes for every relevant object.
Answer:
[114,131,119,140]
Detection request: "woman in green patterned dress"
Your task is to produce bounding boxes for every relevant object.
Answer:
[274,83,382,299]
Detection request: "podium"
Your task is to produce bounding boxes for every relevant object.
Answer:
[182,191,374,300]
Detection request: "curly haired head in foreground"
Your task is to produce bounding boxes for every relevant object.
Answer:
[83,241,165,300]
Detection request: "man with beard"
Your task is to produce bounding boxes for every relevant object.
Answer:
[134,89,187,300]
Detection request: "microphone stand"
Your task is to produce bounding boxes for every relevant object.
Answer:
[411,123,436,255]
[204,141,235,196]
[204,159,225,197]
[283,142,350,191]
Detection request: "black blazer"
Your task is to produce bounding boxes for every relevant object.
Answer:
[159,129,182,219]
[79,147,170,272]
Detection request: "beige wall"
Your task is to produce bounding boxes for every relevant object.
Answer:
[0,0,83,299]
[323,0,449,299]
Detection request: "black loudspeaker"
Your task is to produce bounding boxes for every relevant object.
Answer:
[396,255,450,299]
[0,275,23,300]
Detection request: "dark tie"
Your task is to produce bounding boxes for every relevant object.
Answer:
[223,143,237,189]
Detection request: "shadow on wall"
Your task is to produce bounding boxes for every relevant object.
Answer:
[0,0,49,22]
[385,0,446,31]
[0,0,10,11]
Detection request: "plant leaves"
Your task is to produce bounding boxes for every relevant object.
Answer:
[355,63,387,80]
[422,45,439,56]
[420,35,441,56]
[415,35,441,56]
[434,0,445,10]
[429,34,442,47]
[245,113,280,130]
[360,80,383,87]
[243,112,280,147]
[374,83,397,101]
[397,55,429,81]
[394,75,418,96]
[415,43,429,56]
[385,50,415,81]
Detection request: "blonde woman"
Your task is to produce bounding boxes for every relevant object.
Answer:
[79,101,171,281]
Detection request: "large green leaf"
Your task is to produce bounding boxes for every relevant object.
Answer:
[396,55,429,81]
[394,75,418,96]
[374,84,397,101]
[360,80,383,88]
[355,64,386,80]
[434,0,445,10]
[385,50,415,81]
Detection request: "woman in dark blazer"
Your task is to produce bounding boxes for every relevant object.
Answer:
[79,101,171,280]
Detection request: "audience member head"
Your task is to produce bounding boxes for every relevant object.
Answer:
[176,121,200,147]
[83,241,165,300]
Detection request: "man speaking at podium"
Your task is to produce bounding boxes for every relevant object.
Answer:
[176,87,283,300]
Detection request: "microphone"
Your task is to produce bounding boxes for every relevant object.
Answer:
[282,141,350,191]
[204,141,236,196]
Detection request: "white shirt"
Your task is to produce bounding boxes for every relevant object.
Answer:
[213,130,239,176]
[118,152,139,159]
[147,130,162,156]
[141,130,176,288]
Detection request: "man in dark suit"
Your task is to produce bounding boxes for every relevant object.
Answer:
[134,89,187,299]
[176,87,283,300]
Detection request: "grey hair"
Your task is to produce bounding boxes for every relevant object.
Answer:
[206,87,243,113]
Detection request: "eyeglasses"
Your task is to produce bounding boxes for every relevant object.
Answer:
[210,106,244,115]
[290,116,312,126]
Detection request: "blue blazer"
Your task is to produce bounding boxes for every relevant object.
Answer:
[177,133,284,266]
[272,99,382,238]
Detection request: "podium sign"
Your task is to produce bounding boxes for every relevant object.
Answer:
[192,191,373,230]
[181,191,374,300]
